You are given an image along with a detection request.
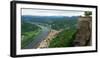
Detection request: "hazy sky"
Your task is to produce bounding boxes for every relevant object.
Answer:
[22,9,84,16]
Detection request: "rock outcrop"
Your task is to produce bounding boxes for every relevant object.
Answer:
[73,17,92,46]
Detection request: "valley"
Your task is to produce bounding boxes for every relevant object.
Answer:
[21,15,78,49]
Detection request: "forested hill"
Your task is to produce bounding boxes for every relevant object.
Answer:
[21,15,78,22]
[48,17,92,48]
[21,15,78,30]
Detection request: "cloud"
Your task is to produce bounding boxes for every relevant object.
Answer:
[22,9,84,16]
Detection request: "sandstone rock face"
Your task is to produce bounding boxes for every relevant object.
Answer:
[73,17,92,46]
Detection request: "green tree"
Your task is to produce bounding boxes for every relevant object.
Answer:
[84,11,92,17]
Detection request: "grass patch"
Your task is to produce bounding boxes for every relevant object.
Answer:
[21,22,42,49]
[21,29,41,49]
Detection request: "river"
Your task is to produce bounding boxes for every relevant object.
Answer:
[23,22,51,49]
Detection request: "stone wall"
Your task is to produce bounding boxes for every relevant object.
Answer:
[73,17,92,46]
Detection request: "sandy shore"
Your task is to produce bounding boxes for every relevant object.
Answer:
[37,30,61,48]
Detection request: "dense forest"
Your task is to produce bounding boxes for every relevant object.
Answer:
[49,29,77,47]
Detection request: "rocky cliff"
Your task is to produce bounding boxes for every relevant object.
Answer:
[73,17,92,46]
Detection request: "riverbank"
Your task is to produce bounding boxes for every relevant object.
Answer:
[37,30,61,48]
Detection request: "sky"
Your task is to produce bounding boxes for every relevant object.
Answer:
[22,9,85,16]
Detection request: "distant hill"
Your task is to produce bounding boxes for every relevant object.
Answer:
[21,15,78,22]
[21,15,79,30]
